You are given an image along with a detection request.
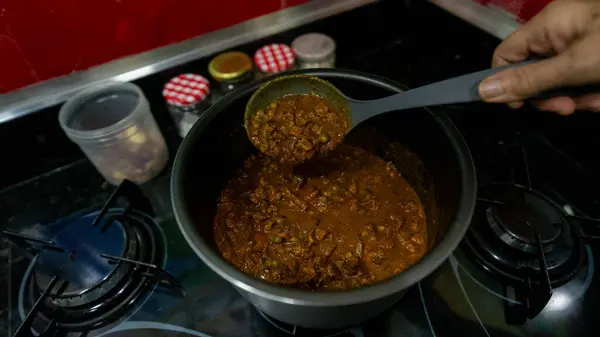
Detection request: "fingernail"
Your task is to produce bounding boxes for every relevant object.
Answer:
[479,78,505,101]
[508,101,524,109]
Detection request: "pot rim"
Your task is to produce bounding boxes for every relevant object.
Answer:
[171,68,476,307]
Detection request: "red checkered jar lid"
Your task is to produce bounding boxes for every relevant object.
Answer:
[162,74,210,107]
[253,43,296,74]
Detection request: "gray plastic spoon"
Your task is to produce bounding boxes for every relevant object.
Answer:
[246,60,600,131]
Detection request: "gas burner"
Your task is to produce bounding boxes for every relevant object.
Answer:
[2,180,182,337]
[255,309,360,337]
[473,184,582,278]
[463,183,585,324]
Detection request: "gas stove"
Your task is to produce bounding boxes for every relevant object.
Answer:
[4,118,599,337]
[2,1,600,337]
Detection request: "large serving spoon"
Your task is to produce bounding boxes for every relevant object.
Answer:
[246,60,600,131]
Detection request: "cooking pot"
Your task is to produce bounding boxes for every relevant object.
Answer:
[171,69,476,329]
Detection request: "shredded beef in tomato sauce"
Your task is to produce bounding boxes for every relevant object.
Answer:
[247,94,349,164]
[214,145,427,290]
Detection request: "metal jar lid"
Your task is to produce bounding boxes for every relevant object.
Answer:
[253,43,296,74]
[162,73,210,108]
[208,51,253,82]
[291,33,336,62]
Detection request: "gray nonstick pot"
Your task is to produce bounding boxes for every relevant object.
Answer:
[171,69,476,329]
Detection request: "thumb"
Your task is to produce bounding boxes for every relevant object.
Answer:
[478,56,570,103]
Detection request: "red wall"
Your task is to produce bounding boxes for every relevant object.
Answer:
[0,0,308,94]
[476,0,552,22]
[0,0,551,94]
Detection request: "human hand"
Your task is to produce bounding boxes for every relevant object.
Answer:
[478,0,600,115]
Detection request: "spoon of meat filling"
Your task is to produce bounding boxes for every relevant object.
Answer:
[245,62,599,164]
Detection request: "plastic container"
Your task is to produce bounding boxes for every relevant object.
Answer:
[292,33,336,69]
[59,82,169,185]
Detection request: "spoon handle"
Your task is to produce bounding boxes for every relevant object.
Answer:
[350,60,600,125]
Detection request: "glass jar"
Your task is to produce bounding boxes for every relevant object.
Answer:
[208,51,254,96]
[162,73,211,137]
[253,43,296,79]
[292,33,336,69]
[59,82,169,185]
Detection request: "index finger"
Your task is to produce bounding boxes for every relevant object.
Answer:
[492,25,533,68]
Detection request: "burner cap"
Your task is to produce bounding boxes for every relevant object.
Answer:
[35,213,126,297]
[464,183,584,286]
[493,199,561,244]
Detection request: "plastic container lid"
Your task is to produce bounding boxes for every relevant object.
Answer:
[292,33,336,61]
[208,51,253,82]
[58,82,150,141]
[162,74,210,107]
[253,43,296,74]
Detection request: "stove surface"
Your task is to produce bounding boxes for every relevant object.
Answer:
[4,172,597,337]
[2,1,600,337]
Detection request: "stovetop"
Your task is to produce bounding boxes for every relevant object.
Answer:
[2,1,600,337]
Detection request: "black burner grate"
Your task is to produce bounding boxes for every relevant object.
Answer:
[462,139,600,325]
[1,180,182,337]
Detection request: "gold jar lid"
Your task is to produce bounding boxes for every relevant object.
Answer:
[208,51,253,82]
